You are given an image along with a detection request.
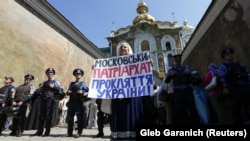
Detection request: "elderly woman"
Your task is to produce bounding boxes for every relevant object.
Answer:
[110,42,144,141]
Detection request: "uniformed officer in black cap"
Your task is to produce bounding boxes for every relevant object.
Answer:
[33,68,61,136]
[221,47,234,58]
[0,76,16,135]
[173,54,182,60]
[219,46,250,124]
[46,68,55,74]
[65,68,89,138]
[164,54,200,125]
[4,77,14,84]
[10,74,35,137]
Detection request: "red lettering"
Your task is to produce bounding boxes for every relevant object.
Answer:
[113,67,119,77]
[93,60,152,79]
[134,64,140,74]
[140,61,151,73]
[100,69,109,78]
[119,66,131,77]
[92,69,98,78]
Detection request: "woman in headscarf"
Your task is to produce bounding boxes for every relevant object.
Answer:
[204,63,231,124]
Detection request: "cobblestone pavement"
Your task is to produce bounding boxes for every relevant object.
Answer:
[0,125,111,141]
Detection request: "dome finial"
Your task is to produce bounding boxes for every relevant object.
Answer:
[112,21,115,31]
[109,21,115,37]
[133,1,155,25]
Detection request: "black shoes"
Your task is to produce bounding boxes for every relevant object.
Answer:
[65,134,73,137]
[31,132,42,136]
[93,132,104,138]
[9,132,17,136]
[43,133,50,137]
[74,133,81,138]
[16,133,22,137]
[65,133,80,138]
[9,131,22,137]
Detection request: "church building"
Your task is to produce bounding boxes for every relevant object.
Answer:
[107,1,195,81]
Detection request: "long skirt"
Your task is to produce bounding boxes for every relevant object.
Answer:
[24,96,42,130]
[110,97,144,141]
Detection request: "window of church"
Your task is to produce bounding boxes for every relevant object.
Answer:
[141,40,149,51]
[165,42,171,51]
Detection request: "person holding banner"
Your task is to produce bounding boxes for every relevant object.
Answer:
[110,42,144,141]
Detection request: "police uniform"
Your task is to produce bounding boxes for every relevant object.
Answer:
[10,74,35,137]
[0,77,16,134]
[66,68,89,138]
[219,47,250,124]
[34,68,61,136]
[164,55,200,125]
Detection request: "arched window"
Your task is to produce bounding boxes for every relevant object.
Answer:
[141,40,149,51]
[158,55,165,72]
[165,42,171,51]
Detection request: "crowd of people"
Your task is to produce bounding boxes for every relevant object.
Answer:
[159,46,250,126]
[0,42,250,141]
[203,47,250,124]
[0,67,107,138]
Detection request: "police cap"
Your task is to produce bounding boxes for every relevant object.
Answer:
[221,47,234,58]
[173,54,182,60]
[73,68,84,76]
[5,76,14,82]
[45,68,55,74]
[24,74,34,80]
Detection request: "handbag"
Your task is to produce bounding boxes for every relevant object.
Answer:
[205,72,217,90]
[101,99,111,114]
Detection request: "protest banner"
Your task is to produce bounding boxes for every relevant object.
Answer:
[88,51,154,99]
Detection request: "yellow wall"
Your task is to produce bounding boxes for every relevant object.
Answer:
[0,1,94,89]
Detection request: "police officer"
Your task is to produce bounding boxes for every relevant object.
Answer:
[33,68,61,136]
[10,74,35,137]
[164,54,200,125]
[0,77,16,135]
[219,46,250,124]
[66,68,89,138]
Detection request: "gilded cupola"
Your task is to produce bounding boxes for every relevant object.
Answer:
[133,1,155,25]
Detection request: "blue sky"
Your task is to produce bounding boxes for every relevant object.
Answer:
[48,0,212,48]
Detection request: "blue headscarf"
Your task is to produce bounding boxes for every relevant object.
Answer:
[208,63,218,75]
[208,63,217,71]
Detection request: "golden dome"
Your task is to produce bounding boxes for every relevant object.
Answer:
[137,1,148,13]
[133,1,155,25]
